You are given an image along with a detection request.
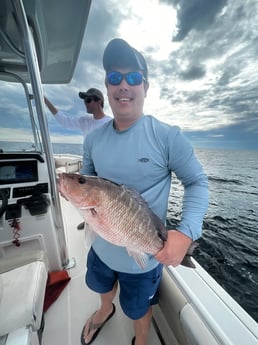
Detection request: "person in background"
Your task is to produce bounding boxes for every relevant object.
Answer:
[80,38,209,345]
[45,88,112,230]
[44,88,112,141]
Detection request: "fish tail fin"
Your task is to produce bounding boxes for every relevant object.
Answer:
[180,255,196,268]
[180,241,199,268]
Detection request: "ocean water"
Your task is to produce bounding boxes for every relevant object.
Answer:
[1,142,257,322]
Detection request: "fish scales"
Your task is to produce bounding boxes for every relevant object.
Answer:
[57,173,197,269]
[58,173,165,252]
[92,181,164,254]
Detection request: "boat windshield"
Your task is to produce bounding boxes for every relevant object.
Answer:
[0,78,42,153]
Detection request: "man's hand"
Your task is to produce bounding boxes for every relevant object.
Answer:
[155,230,192,267]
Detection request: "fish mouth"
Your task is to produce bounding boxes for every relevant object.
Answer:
[56,172,75,195]
[56,172,67,188]
[56,173,95,207]
[56,173,62,189]
[56,173,69,201]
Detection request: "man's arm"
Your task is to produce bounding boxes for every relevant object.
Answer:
[44,96,85,131]
[44,96,58,115]
[156,129,208,267]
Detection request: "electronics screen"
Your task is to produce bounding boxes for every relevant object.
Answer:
[0,160,38,185]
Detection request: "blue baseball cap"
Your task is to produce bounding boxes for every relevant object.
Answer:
[103,38,148,80]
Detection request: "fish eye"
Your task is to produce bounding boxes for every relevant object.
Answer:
[78,176,86,184]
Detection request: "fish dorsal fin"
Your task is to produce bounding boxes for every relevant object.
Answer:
[122,185,147,206]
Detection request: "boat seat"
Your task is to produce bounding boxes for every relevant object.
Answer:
[0,251,48,344]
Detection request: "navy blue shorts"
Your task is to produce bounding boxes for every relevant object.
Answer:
[85,247,163,320]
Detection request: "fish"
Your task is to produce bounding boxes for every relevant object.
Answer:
[57,173,197,269]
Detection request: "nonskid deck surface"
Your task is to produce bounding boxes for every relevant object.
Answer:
[42,198,163,345]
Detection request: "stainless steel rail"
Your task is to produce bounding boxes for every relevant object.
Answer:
[11,0,70,268]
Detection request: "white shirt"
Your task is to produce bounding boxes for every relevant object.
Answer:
[54,111,112,139]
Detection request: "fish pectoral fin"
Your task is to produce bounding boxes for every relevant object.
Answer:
[79,206,96,210]
[127,249,149,269]
[84,224,96,247]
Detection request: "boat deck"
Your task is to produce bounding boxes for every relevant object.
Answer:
[42,197,163,345]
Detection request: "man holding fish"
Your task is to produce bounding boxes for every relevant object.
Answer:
[61,38,209,345]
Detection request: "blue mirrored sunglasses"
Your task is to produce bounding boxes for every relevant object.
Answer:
[107,71,146,86]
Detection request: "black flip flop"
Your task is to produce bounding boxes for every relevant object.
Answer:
[81,303,116,345]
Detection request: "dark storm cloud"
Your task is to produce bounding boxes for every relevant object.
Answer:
[80,1,121,55]
[155,1,257,82]
[179,64,206,80]
[161,0,228,41]
[146,0,258,150]
[73,0,125,85]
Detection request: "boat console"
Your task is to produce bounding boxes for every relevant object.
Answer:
[0,153,63,271]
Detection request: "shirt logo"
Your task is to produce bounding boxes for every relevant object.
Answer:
[138,158,149,163]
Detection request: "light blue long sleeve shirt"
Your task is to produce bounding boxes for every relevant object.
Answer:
[81,115,208,273]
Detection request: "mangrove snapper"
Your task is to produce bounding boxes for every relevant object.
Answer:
[57,173,197,268]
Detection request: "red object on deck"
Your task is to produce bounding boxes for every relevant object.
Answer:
[43,270,71,312]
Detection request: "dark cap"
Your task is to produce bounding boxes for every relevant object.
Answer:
[103,38,148,79]
[78,88,104,102]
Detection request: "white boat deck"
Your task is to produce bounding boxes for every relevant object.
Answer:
[42,197,163,345]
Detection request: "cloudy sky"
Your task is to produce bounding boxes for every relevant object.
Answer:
[1,0,258,150]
